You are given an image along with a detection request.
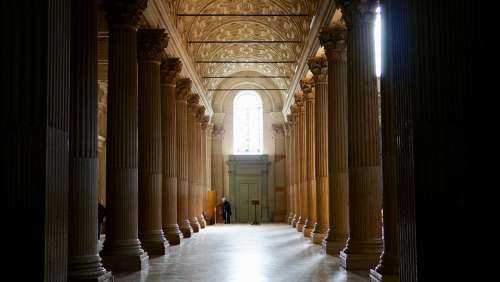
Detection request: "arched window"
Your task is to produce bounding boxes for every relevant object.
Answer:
[233,91,263,154]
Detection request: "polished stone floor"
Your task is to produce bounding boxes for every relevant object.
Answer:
[113,224,368,282]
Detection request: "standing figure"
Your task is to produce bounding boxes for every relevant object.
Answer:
[222,197,232,224]
[98,202,105,240]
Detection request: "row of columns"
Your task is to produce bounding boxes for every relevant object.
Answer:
[284,1,399,281]
[68,0,212,278]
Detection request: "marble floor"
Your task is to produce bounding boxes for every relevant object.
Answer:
[114,224,368,282]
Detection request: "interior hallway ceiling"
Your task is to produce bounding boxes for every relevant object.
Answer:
[163,0,319,104]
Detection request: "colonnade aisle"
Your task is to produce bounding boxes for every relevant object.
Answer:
[114,224,368,282]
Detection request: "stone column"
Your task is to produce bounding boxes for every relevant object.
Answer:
[187,94,201,232]
[285,121,294,224]
[371,3,399,280]
[175,78,193,238]
[301,78,316,237]
[211,124,225,223]
[101,0,149,271]
[69,0,112,279]
[290,105,300,228]
[339,0,383,270]
[196,107,207,229]
[295,93,308,232]
[319,26,350,255]
[201,116,210,224]
[137,29,169,256]
[160,58,183,245]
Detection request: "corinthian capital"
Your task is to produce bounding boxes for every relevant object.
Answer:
[187,93,200,113]
[161,57,182,85]
[137,29,168,62]
[103,0,148,29]
[308,56,328,83]
[176,78,192,101]
[300,77,314,99]
[338,0,377,28]
[320,25,347,62]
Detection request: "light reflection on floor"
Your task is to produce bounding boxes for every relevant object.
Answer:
[114,224,368,282]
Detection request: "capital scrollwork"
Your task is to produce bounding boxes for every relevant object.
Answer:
[161,57,182,85]
[338,0,377,28]
[300,78,314,99]
[176,78,192,101]
[137,29,168,62]
[320,25,347,62]
[103,0,148,29]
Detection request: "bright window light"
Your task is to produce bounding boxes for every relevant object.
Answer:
[374,6,382,77]
[233,91,263,155]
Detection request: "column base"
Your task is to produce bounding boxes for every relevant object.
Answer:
[141,240,168,256]
[69,271,113,282]
[190,217,200,233]
[303,226,314,237]
[340,251,380,271]
[101,252,149,272]
[164,224,183,245]
[68,255,113,282]
[291,215,298,228]
[287,213,294,224]
[369,269,399,282]
[198,215,206,229]
[296,218,306,232]
[140,230,168,255]
[311,231,328,245]
[322,238,345,255]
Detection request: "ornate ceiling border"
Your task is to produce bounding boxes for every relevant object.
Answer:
[282,0,337,119]
[144,0,214,116]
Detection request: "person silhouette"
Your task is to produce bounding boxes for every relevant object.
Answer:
[222,197,232,224]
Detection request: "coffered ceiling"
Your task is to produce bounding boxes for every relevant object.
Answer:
[162,0,320,105]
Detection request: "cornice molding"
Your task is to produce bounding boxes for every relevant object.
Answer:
[144,0,214,116]
[282,0,337,120]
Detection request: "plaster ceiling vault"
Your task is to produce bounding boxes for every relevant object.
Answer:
[161,0,320,108]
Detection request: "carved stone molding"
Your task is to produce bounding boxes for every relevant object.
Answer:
[212,124,225,138]
[272,124,285,137]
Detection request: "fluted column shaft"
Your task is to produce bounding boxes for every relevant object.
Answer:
[307,57,330,245]
[370,3,399,281]
[196,109,207,228]
[201,117,210,226]
[187,95,201,232]
[175,79,192,238]
[320,27,350,255]
[101,0,149,271]
[137,29,169,256]
[340,0,383,270]
[285,121,294,224]
[302,80,316,237]
[211,125,225,223]
[291,106,300,228]
[160,58,183,245]
[296,95,308,232]
[69,0,111,279]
